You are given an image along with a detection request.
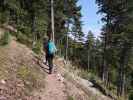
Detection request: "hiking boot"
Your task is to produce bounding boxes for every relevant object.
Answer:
[49,70,52,74]
[49,71,52,74]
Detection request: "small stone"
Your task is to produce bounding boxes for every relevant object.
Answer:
[38,96,41,100]
[57,74,64,82]
[1,79,6,84]
[17,83,24,87]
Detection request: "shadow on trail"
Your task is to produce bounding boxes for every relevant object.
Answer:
[41,64,50,74]
[36,59,50,74]
[32,55,51,74]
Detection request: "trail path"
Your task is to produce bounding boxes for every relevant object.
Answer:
[34,62,90,100]
[34,64,68,100]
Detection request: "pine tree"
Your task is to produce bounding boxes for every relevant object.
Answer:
[96,0,133,97]
[85,31,95,70]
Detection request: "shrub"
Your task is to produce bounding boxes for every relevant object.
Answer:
[0,32,10,45]
[0,12,9,24]
[17,66,45,92]
[10,31,32,47]
[129,91,133,100]
[67,96,74,100]
[32,41,42,54]
[78,70,91,80]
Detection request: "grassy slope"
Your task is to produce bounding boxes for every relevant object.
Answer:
[0,39,45,100]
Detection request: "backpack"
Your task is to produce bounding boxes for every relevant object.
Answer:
[48,41,57,54]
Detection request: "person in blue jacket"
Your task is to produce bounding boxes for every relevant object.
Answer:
[47,37,57,74]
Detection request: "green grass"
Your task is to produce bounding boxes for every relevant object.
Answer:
[67,96,74,100]
[78,70,98,81]
[129,91,133,100]
[10,31,33,48]
[17,65,45,92]
[0,32,10,45]
[32,41,42,55]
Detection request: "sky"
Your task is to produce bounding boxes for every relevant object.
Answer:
[77,0,103,37]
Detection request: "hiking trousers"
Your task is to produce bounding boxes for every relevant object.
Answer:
[48,54,54,73]
[45,53,48,63]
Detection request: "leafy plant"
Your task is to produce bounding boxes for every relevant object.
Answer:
[32,41,42,54]
[17,66,45,92]
[129,91,133,100]
[0,32,10,45]
[67,96,74,100]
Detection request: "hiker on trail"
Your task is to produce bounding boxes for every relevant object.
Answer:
[43,37,48,65]
[47,37,57,74]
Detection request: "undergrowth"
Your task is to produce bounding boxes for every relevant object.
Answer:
[10,31,43,55]
[17,66,45,92]
[32,41,42,55]
[67,96,74,100]
[0,32,10,45]
[10,31,33,48]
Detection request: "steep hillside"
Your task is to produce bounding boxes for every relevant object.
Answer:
[0,38,45,100]
[0,29,112,100]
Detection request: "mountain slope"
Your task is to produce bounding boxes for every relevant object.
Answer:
[0,37,46,99]
[0,28,112,100]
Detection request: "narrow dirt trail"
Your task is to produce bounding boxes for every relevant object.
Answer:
[43,73,67,100]
[35,61,90,100]
[34,64,68,100]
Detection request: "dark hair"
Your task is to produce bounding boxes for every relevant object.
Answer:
[48,33,52,40]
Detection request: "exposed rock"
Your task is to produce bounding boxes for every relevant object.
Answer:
[1,79,6,84]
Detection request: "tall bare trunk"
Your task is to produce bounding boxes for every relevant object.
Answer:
[51,0,55,42]
[117,43,129,96]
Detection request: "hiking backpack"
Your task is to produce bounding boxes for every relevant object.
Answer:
[48,41,57,54]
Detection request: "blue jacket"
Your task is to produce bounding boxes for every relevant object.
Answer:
[48,41,57,54]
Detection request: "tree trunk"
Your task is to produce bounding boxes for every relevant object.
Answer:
[51,0,55,42]
[101,32,107,82]
[31,12,36,47]
[102,14,112,86]
[88,49,90,70]
[117,43,129,96]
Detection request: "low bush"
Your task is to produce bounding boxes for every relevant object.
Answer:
[129,91,133,100]
[32,41,42,54]
[17,66,45,92]
[0,32,10,45]
[67,96,74,100]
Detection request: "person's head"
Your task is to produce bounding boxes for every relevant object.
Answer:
[48,33,52,41]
